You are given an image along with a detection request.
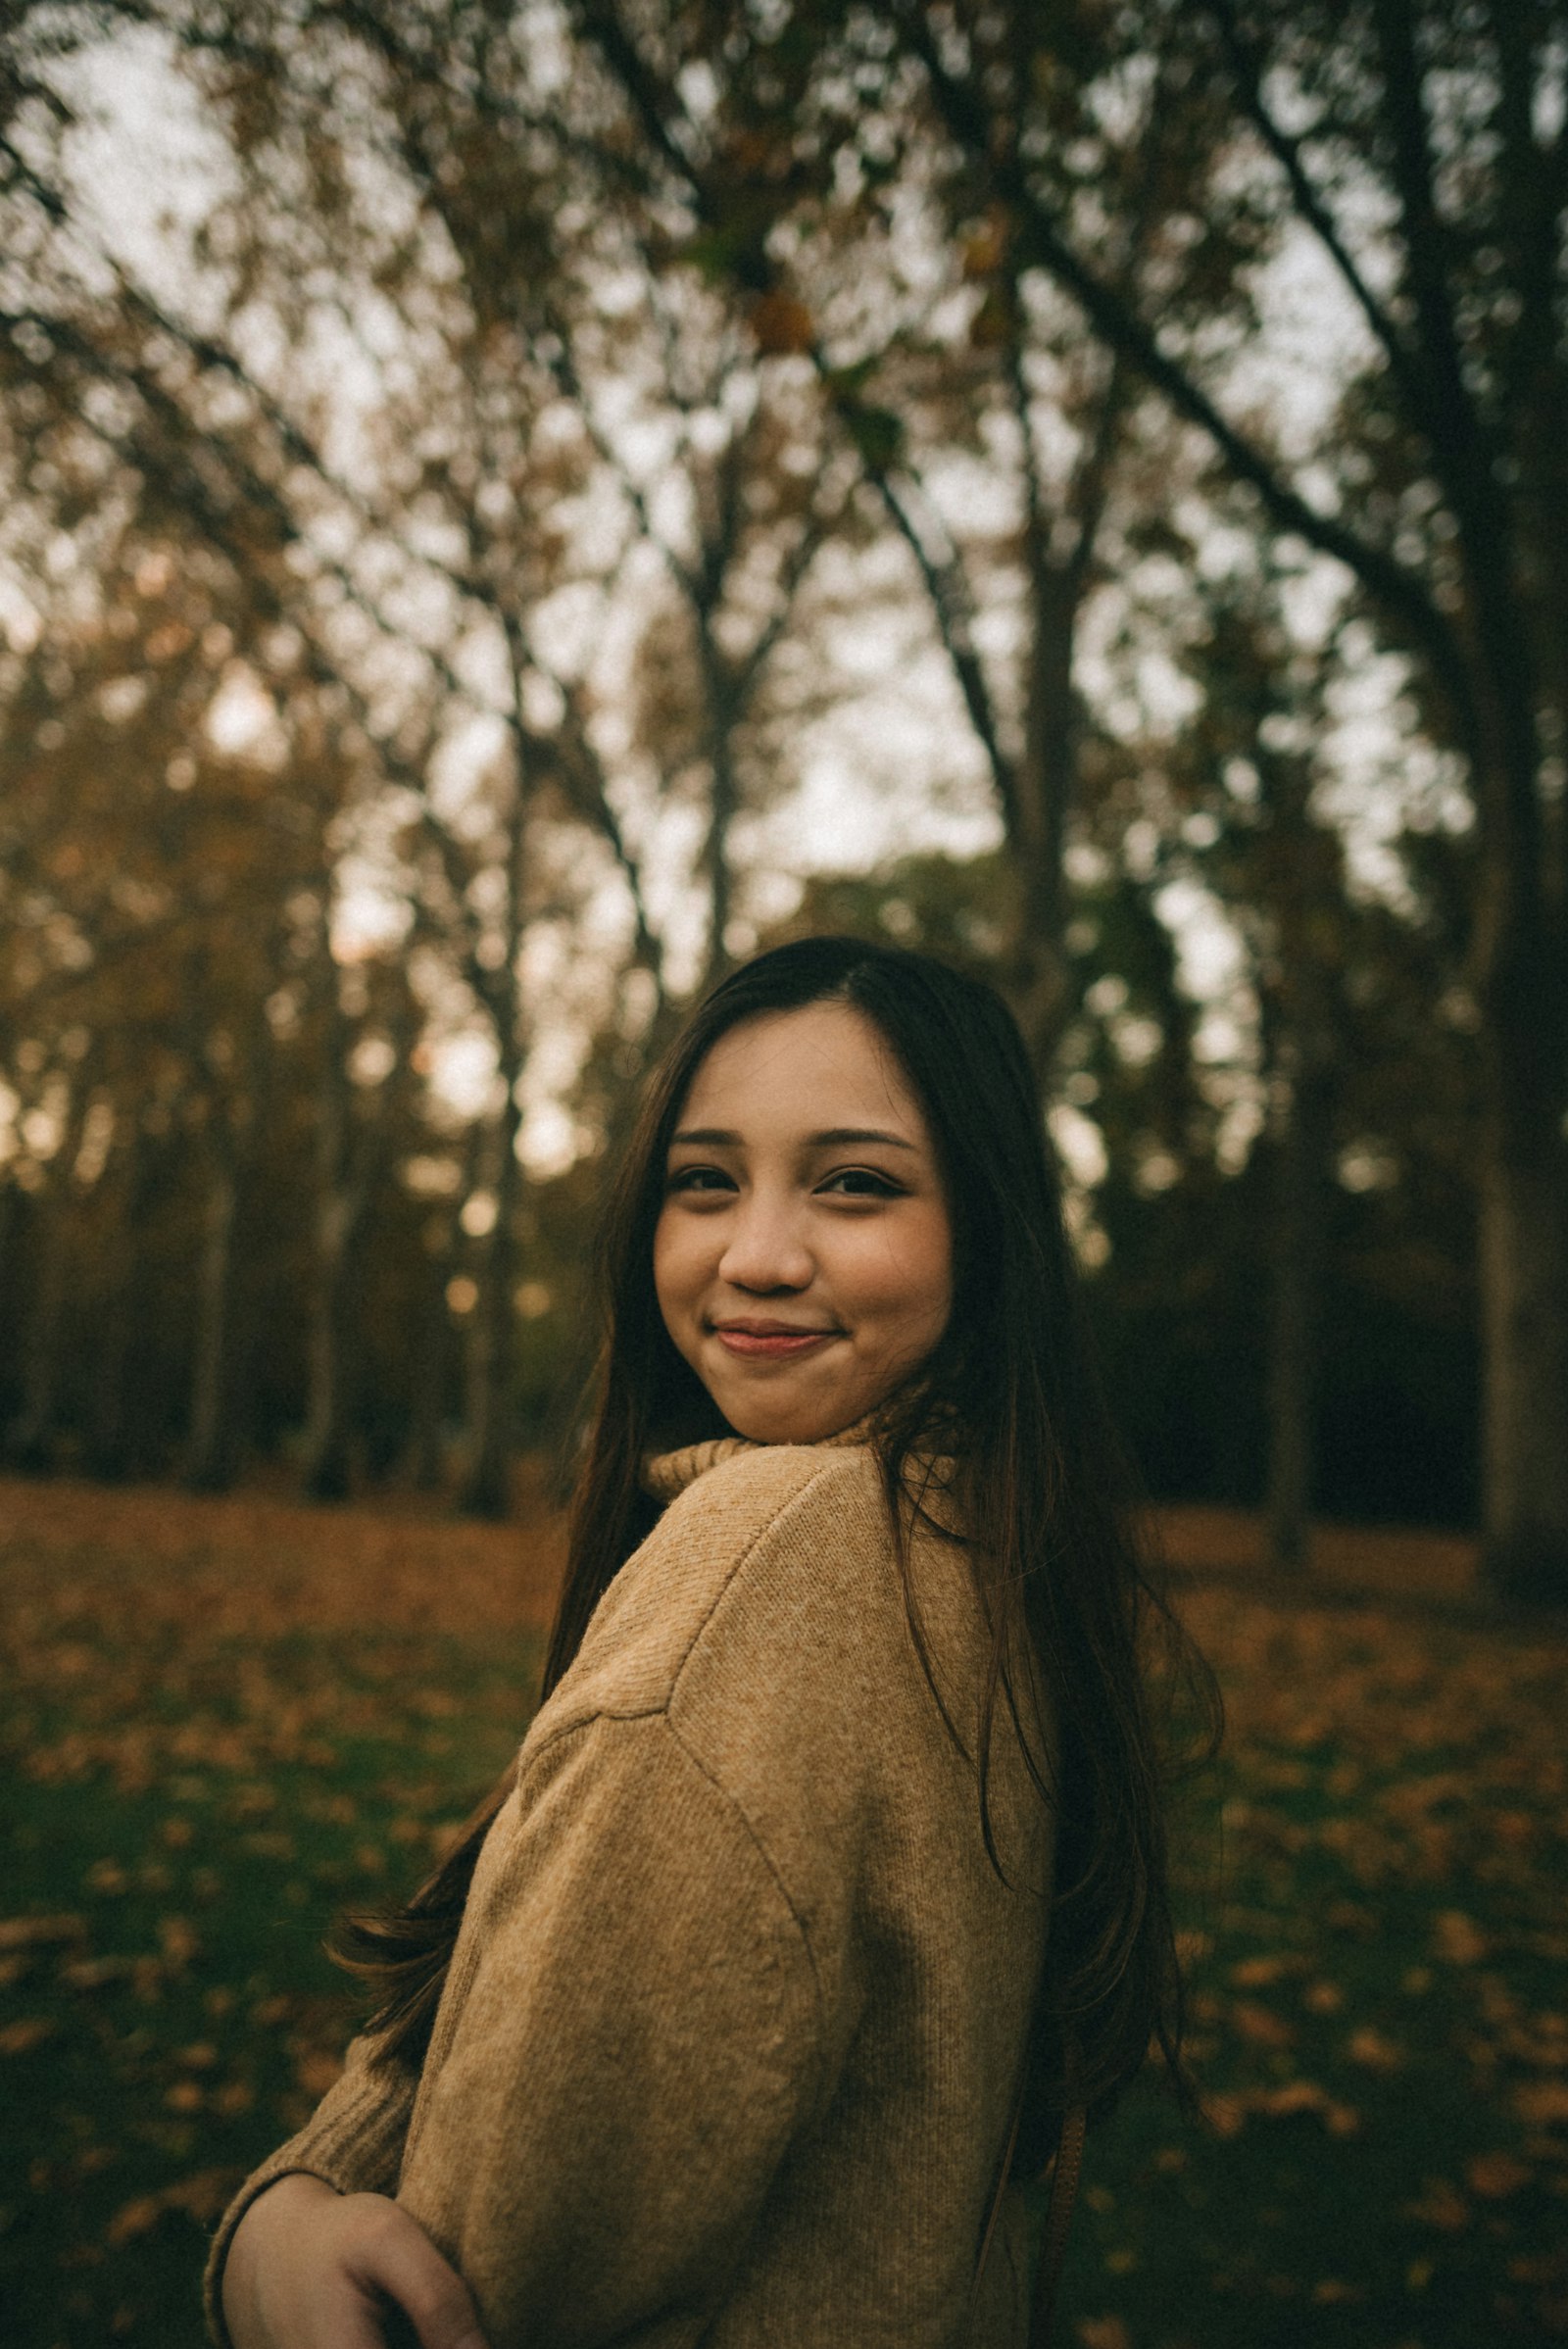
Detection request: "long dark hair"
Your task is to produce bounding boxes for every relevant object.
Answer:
[334,937,1220,2146]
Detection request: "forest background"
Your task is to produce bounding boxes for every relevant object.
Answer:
[3,0,1567,1589]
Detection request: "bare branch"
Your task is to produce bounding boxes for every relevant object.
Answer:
[893,0,1478,739]
[872,465,1021,841]
[1206,0,1433,430]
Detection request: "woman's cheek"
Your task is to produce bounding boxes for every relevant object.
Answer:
[652,1212,693,1330]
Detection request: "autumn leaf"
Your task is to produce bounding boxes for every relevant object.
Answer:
[1433,1910,1490,1965]
[1404,2178,1470,2230]
[1262,2080,1361,2134]
[106,2166,243,2245]
[1346,2026,1404,2073]
[60,1954,138,1990]
[1076,2321,1132,2349]
[748,291,814,357]
[160,2166,245,2223]
[0,2017,56,2056]
[107,2194,165,2248]
[0,1912,86,1949]
[1230,1998,1296,2047]
[1465,2151,1531,2199]
[1513,2080,1568,2127]
[1230,1953,1298,1987]
[960,211,1009,278]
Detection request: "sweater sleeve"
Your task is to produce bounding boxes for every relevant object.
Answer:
[201,2029,417,2348]
[395,1707,827,2349]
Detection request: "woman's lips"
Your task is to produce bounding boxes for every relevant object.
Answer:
[710,1324,842,1359]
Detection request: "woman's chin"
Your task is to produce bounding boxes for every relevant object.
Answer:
[717,1390,865,1446]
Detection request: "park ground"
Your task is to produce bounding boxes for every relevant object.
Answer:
[1,1472,1566,2349]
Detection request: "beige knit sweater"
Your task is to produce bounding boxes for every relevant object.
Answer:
[205,1431,1054,2349]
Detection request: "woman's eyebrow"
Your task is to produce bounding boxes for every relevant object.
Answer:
[667,1126,917,1150]
[808,1127,917,1151]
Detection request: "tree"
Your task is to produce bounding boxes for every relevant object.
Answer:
[1163,574,1414,1566]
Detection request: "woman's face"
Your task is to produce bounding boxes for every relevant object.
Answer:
[653,1002,953,1444]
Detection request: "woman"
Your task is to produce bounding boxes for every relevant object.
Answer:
[208,936,1216,2349]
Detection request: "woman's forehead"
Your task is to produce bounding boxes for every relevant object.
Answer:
[676,1003,925,1137]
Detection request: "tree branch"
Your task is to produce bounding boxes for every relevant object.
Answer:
[1206,0,1434,431]
[1364,0,1497,501]
[894,0,1478,739]
[873,465,1022,841]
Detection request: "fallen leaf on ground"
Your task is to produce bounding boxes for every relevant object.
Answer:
[1434,1911,1490,1965]
[0,1913,86,1949]
[106,2167,244,2247]
[1231,1953,1297,1987]
[1466,2151,1532,2199]
[1514,2080,1568,2127]
[0,2017,56,2055]
[1231,1999,1297,2047]
[1404,2178,1470,2230]
[1347,2026,1404,2072]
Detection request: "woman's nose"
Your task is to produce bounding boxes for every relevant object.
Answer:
[716,1194,814,1292]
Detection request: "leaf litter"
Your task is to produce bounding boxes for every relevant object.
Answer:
[1,1476,1566,2345]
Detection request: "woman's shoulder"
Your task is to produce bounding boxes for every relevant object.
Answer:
[670,1436,889,1552]
[534,1443,899,1741]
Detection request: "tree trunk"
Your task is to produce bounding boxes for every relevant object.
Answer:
[461,782,529,1521]
[407,1120,481,1493]
[1001,318,1127,1087]
[1477,1032,1568,1599]
[1263,1035,1332,1573]
[462,1094,522,1519]
[185,1129,240,1492]
[695,617,742,996]
[1008,560,1077,1082]
[0,1177,21,1337]
[303,1188,358,1499]
[407,1217,456,1492]
[5,1185,71,1470]
[87,1128,159,1481]
[1468,599,1568,1598]
[700,719,739,995]
[302,991,365,1502]
[6,1078,96,1470]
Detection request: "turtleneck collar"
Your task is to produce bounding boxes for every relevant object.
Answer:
[641,1412,881,1503]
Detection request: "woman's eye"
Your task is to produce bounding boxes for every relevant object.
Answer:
[818,1167,903,1199]
[666,1165,734,1195]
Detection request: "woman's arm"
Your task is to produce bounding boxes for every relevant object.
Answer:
[394,1710,829,2349]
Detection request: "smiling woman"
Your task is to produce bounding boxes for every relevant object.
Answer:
[207,937,1218,2349]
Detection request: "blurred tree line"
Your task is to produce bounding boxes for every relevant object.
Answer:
[0,0,1561,1595]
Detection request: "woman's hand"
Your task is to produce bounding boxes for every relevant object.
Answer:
[222,2172,488,2349]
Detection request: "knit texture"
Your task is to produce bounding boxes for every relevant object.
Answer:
[204,1436,1053,2349]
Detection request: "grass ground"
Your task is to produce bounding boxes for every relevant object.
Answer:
[1,1472,1565,2349]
